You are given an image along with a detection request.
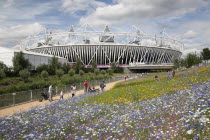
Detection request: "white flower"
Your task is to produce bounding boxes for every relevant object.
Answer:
[187,129,193,134]
[199,115,209,123]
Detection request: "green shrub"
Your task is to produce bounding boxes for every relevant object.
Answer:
[41,70,49,80]
[107,68,113,75]
[56,69,64,78]
[68,69,75,76]
[0,69,6,79]
[36,64,49,74]
[101,70,106,75]
[79,70,85,76]
[19,69,30,81]
[94,69,100,75]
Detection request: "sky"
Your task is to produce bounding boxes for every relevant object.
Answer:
[0,0,210,57]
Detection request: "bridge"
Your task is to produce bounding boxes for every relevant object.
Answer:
[86,64,174,70]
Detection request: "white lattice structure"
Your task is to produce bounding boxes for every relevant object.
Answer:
[20,24,183,67]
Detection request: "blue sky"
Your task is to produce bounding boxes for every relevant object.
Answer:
[0,0,210,56]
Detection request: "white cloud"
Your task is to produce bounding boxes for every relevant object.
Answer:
[60,0,106,16]
[0,0,59,26]
[79,0,208,26]
[183,30,197,39]
[0,23,45,46]
[3,0,14,8]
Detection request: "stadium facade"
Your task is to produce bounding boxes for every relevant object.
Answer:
[20,24,183,69]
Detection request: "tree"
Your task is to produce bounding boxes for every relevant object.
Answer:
[73,59,84,74]
[173,59,180,69]
[79,70,85,76]
[201,48,210,63]
[36,64,48,74]
[12,51,31,75]
[56,69,64,78]
[41,70,49,80]
[185,53,202,68]
[91,60,97,70]
[19,69,30,81]
[68,69,75,76]
[62,63,71,74]
[107,68,113,75]
[0,61,12,76]
[48,56,62,75]
[0,69,6,79]
[94,69,100,75]
[101,70,106,75]
[110,62,116,70]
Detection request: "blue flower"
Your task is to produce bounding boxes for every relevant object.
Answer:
[194,134,199,139]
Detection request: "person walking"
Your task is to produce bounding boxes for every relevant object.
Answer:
[60,89,64,100]
[71,84,76,97]
[48,84,53,102]
[172,70,175,77]
[100,81,106,92]
[84,80,88,93]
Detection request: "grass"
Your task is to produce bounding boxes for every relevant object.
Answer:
[83,64,210,104]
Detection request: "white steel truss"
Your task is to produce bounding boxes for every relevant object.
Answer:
[21,24,183,66]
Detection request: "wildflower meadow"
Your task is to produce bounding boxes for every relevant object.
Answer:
[0,65,210,139]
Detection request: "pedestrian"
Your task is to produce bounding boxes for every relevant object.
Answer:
[100,81,106,92]
[60,89,63,100]
[48,84,53,102]
[155,75,159,81]
[84,80,88,93]
[71,84,76,97]
[124,76,127,80]
[167,73,172,80]
[172,70,175,77]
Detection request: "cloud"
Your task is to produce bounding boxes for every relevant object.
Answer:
[0,0,60,26]
[3,0,14,8]
[183,30,197,39]
[0,23,45,47]
[60,0,106,16]
[79,0,208,26]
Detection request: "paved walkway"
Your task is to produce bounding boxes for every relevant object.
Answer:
[0,78,130,117]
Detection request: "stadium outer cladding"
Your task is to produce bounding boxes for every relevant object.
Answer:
[29,44,182,66]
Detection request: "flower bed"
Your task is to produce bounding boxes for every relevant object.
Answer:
[0,80,209,139]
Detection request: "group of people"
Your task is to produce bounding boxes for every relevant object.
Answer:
[155,70,176,81]
[84,80,106,93]
[41,80,106,102]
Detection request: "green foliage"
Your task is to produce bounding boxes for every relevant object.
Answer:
[62,63,71,74]
[79,70,85,76]
[56,69,64,78]
[94,69,100,75]
[12,51,32,75]
[41,70,49,80]
[19,69,30,81]
[91,60,97,70]
[48,56,62,75]
[111,62,116,69]
[68,69,75,76]
[201,48,210,61]
[185,53,202,68]
[110,62,123,73]
[173,59,180,69]
[36,64,48,74]
[73,59,85,74]
[101,70,106,75]
[107,68,113,75]
[0,69,6,79]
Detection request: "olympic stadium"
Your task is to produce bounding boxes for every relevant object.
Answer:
[20,24,184,70]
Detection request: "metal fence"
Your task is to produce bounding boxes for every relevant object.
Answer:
[0,74,136,109]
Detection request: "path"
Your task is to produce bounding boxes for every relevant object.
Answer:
[0,78,130,117]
